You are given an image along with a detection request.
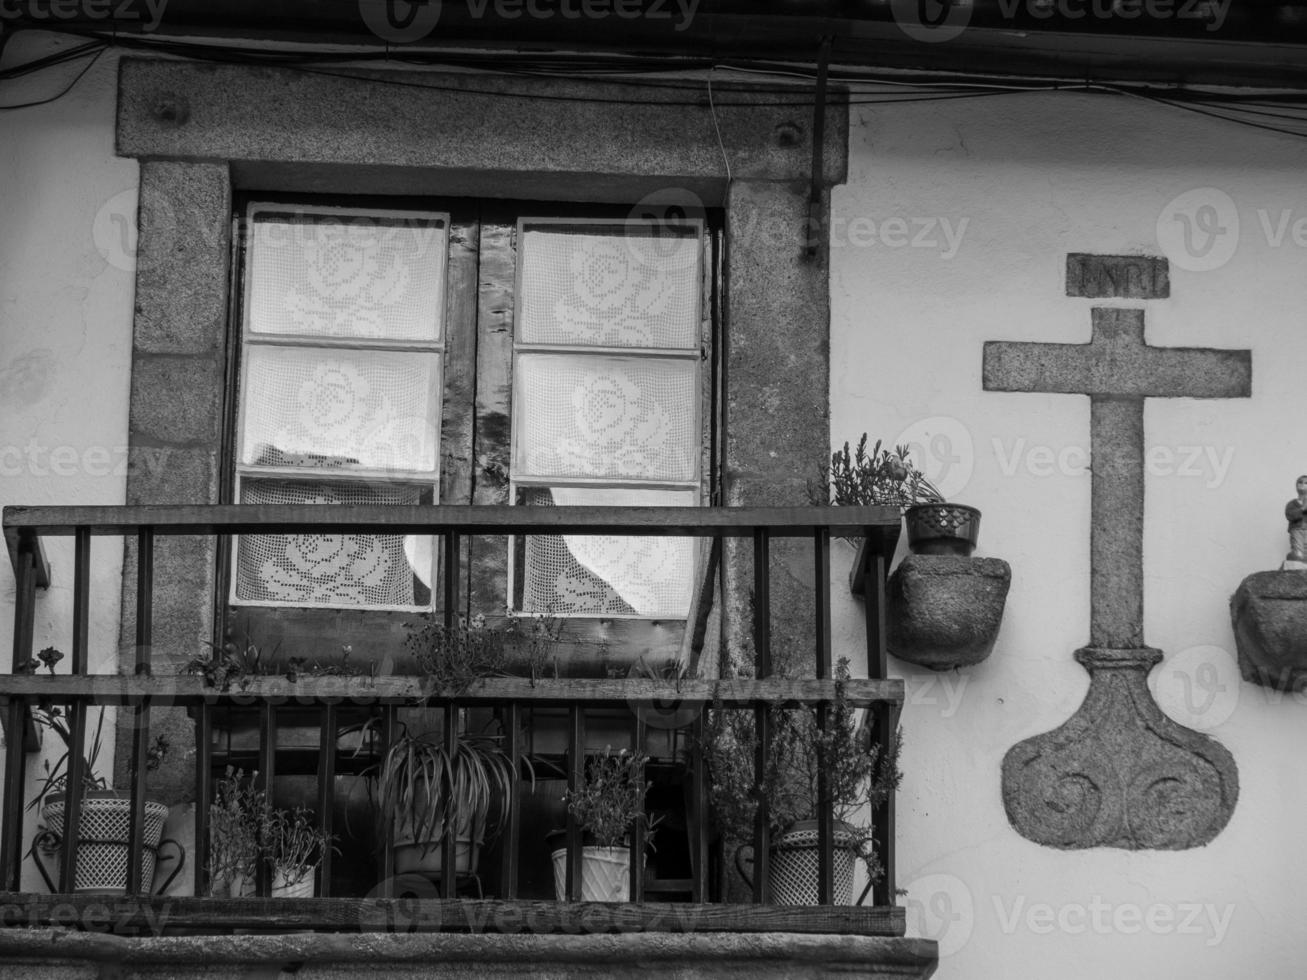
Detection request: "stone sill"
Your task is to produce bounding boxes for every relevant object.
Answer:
[0,929,939,979]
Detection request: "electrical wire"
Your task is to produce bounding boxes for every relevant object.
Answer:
[5,21,1307,142]
[0,43,103,110]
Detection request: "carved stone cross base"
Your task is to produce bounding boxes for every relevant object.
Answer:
[1002,647,1239,849]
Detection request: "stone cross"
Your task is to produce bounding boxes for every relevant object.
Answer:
[984,254,1248,850]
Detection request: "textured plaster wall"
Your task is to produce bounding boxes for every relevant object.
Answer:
[832,90,1307,979]
[0,40,135,888]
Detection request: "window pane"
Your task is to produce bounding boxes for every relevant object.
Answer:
[517,487,696,618]
[240,346,441,473]
[518,223,700,349]
[512,353,697,482]
[235,479,433,607]
[247,209,448,342]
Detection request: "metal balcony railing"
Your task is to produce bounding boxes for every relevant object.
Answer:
[0,504,902,936]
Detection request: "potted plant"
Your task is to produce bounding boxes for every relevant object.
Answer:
[28,698,179,896]
[817,436,1010,669]
[371,720,517,881]
[207,767,334,898]
[704,659,901,906]
[814,435,985,557]
[550,747,659,902]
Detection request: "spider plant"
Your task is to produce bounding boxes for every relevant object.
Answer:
[372,720,519,872]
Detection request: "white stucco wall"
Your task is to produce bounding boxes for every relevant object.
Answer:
[0,37,134,887]
[832,90,1307,979]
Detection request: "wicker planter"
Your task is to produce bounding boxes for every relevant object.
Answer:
[32,792,180,895]
[735,820,859,906]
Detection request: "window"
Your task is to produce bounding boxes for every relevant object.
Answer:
[226,198,716,660]
[232,204,449,610]
[510,218,704,619]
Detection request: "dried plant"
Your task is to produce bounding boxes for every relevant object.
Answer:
[261,804,335,887]
[28,704,110,811]
[703,659,902,883]
[406,613,568,692]
[811,435,943,511]
[208,766,335,893]
[208,766,261,890]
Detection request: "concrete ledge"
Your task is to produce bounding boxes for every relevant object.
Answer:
[0,930,937,979]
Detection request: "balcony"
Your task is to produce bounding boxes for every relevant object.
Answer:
[0,504,936,978]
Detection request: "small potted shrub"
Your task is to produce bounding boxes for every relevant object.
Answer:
[207,767,334,898]
[29,698,178,895]
[704,660,901,905]
[550,747,659,902]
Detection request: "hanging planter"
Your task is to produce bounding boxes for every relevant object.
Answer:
[887,554,1011,670]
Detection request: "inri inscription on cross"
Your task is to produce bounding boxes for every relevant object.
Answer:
[984,254,1247,850]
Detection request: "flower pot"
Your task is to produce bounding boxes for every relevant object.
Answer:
[271,869,316,898]
[734,820,859,906]
[905,503,981,557]
[550,845,632,902]
[32,792,183,895]
[393,803,482,876]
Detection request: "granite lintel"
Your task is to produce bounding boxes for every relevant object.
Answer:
[117,59,849,190]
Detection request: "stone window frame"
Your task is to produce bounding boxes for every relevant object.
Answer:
[113,57,847,798]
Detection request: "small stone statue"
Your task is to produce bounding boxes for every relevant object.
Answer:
[1286,475,1307,566]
